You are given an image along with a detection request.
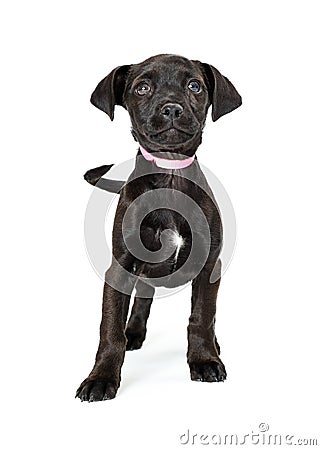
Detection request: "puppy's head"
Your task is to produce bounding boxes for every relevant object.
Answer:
[90,54,241,156]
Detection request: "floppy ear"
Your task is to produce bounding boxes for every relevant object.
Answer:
[90,65,131,120]
[201,63,242,122]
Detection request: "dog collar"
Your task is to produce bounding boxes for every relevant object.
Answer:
[139,146,195,169]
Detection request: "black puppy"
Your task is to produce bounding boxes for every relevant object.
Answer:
[76,54,241,402]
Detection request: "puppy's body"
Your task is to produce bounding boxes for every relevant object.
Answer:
[114,155,222,288]
[76,55,241,401]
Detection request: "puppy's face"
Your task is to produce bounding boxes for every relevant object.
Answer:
[90,54,242,156]
[124,55,209,156]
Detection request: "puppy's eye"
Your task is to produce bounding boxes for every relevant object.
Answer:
[188,80,202,94]
[135,82,151,96]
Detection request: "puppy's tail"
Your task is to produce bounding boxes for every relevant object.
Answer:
[84,165,125,194]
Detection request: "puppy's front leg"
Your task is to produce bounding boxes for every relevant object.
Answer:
[76,262,135,401]
[187,259,227,382]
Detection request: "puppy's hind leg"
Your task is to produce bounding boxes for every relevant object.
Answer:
[126,279,155,351]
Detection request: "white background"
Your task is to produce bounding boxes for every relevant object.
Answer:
[1,1,320,449]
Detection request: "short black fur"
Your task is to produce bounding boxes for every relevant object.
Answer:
[76,54,241,401]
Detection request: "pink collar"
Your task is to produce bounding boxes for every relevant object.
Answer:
[139,146,195,169]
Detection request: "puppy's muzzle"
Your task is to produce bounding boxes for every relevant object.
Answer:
[161,103,184,120]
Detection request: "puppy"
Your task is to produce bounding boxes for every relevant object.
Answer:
[76,54,241,401]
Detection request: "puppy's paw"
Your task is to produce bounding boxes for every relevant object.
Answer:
[189,360,227,382]
[125,331,145,351]
[75,378,118,402]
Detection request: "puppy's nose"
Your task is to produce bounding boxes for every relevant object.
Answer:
[161,103,183,120]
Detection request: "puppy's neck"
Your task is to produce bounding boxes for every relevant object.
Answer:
[139,146,195,170]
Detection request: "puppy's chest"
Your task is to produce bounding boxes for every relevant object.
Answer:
[140,209,190,268]
[141,208,189,248]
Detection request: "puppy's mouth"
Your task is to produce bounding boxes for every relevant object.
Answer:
[149,126,195,145]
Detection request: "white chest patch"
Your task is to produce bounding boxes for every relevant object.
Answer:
[169,230,184,262]
[156,227,185,263]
